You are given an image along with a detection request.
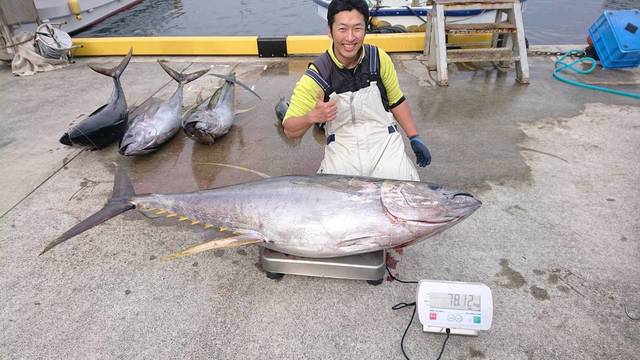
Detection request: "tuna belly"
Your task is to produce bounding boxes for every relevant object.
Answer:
[263,234,392,258]
[261,219,399,258]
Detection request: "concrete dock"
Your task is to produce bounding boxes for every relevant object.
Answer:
[1,52,639,359]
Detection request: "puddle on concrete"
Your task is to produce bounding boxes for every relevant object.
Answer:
[495,258,527,289]
[115,60,324,194]
[91,58,640,198]
[529,285,550,300]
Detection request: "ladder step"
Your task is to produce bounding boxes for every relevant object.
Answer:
[446,48,519,62]
[445,23,517,34]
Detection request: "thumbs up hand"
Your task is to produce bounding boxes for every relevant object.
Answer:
[308,90,337,124]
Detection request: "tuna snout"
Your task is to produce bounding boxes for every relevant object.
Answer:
[59,133,72,146]
[119,144,130,155]
[450,192,482,214]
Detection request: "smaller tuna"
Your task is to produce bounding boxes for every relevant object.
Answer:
[275,96,289,124]
[119,61,208,155]
[59,48,133,149]
[182,72,261,144]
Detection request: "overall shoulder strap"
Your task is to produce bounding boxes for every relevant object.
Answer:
[366,44,380,81]
[304,52,334,101]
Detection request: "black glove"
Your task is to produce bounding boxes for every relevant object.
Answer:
[409,135,431,167]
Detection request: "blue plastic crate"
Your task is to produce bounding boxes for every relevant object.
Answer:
[588,9,640,69]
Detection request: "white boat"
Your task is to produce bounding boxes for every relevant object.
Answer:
[1,0,143,35]
[313,0,500,33]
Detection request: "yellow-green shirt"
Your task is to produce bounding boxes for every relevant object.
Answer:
[283,44,404,123]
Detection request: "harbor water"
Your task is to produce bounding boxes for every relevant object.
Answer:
[76,0,640,44]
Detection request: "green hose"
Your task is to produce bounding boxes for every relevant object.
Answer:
[552,50,640,100]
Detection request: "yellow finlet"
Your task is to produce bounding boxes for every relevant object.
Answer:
[191,220,200,225]
[203,224,214,229]
[166,212,177,218]
[155,209,167,215]
[219,226,227,232]
[178,216,189,222]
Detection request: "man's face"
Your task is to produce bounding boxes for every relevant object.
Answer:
[329,10,366,67]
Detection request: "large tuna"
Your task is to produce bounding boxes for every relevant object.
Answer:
[41,168,481,259]
[59,48,133,149]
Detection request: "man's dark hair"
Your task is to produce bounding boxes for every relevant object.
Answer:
[327,0,369,28]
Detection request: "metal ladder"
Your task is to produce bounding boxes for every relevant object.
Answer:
[424,0,530,86]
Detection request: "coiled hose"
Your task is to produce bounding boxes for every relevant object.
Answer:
[553,50,640,100]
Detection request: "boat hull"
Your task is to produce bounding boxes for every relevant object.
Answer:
[10,0,143,35]
[314,0,497,31]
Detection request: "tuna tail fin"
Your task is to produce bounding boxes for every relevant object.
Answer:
[88,47,133,79]
[158,60,209,84]
[40,167,136,255]
[209,72,262,100]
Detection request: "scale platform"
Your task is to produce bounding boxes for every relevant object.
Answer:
[259,247,386,285]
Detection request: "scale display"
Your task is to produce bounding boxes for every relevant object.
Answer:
[417,280,493,333]
[428,292,481,312]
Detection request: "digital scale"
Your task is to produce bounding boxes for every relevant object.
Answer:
[417,280,493,336]
[259,247,386,285]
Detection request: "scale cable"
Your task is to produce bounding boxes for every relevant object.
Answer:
[387,266,451,360]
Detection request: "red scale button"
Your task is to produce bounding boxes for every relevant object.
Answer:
[429,312,437,320]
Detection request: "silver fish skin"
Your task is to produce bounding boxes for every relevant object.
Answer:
[182,81,234,144]
[119,61,208,155]
[42,170,482,258]
[182,72,261,144]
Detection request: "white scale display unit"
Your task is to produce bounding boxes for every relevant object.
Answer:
[417,280,493,336]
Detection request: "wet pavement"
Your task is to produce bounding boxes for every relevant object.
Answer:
[1,51,639,359]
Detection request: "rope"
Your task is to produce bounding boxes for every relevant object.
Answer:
[0,36,35,50]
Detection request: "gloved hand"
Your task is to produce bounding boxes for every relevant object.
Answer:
[409,135,431,167]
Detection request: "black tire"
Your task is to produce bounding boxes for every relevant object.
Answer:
[266,272,285,280]
[367,278,384,286]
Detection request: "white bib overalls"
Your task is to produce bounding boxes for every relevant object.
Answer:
[306,46,419,181]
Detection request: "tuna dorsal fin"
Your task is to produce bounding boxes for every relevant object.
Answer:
[209,72,262,100]
[88,47,133,79]
[161,234,263,260]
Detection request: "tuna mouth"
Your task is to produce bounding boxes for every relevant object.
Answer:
[452,192,482,205]
[119,144,131,155]
[59,133,72,146]
[120,144,158,156]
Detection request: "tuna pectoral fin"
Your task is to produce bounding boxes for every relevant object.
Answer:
[209,73,262,100]
[161,235,262,261]
[234,105,256,116]
[40,167,136,255]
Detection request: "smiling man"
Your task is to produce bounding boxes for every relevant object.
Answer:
[283,0,431,181]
